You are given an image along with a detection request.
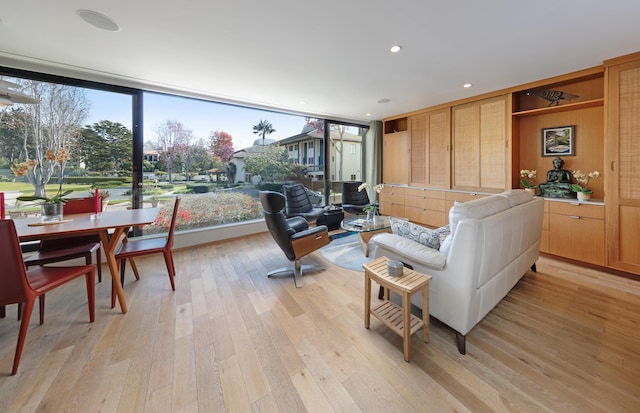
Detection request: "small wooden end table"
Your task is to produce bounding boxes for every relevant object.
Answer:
[363,256,431,361]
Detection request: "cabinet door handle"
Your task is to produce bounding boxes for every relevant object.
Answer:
[570,215,581,219]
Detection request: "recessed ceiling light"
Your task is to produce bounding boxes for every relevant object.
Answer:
[299,101,306,105]
[377,98,390,104]
[463,83,472,88]
[77,10,121,32]
[365,113,371,117]
[390,45,403,53]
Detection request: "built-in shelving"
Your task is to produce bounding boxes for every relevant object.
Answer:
[512,98,604,118]
[383,117,407,134]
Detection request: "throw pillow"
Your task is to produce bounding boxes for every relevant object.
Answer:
[389,216,440,250]
[434,224,451,245]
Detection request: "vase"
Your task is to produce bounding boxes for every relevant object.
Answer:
[577,192,591,202]
[366,211,374,222]
[525,187,536,195]
[41,202,64,222]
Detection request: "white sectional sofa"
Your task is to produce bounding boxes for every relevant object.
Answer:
[371,189,545,354]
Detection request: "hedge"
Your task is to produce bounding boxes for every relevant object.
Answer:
[64,176,129,185]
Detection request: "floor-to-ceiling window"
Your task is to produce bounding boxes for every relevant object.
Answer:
[326,121,368,205]
[0,72,136,221]
[139,91,309,233]
[2,67,370,239]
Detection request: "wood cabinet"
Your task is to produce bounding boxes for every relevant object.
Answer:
[379,185,405,217]
[604,53,640,274]
[540,201,549,253]
[379,185,489,227]
[409,108,451,188]
[548,201,605,266]
[404,187,447,227]
[380,52,640,275]
[452,95,509,192]
[444,191,487,214]
[383,117,409,185]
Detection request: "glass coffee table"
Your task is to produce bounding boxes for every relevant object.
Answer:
[340,215,392,257]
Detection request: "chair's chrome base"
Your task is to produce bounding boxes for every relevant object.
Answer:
[267,260,324,288]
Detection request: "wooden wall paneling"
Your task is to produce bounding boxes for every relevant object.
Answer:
[382,131,410,185]
[410,114,427,185]
[410,109,451,189]
[605,58,640,274]
[428,109,451,188]
[480,97,507,190]
[452,103,480,188]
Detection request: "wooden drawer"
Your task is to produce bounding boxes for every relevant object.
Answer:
[444,192,487,212]
[380,201,405,218]
[540,229,549,253]
[380,186,405,204]
[549,214,605,265]
[404,206,447,228]
[542,212,549,231]
[404,187,446,199]
[549,201,604,219]
[404,195,446,211]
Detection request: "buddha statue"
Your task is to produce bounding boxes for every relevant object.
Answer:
[538,156,576,198]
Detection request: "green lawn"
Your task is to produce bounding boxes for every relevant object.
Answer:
[0,182,93,195]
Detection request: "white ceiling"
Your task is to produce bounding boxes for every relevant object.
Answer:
[1,1,639,124]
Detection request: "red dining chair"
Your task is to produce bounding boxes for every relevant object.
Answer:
[111,197,180,308]
[0,219,95,375]
[24,197,103,282]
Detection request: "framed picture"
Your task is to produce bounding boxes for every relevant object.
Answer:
[542,125,574,156]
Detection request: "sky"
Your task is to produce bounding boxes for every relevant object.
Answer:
[85,89,309,151]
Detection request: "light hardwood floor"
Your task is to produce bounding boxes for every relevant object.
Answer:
[1,232,639,412]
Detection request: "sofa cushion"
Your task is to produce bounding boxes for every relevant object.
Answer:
[434,224,451,245]
[371,232,447,270]
[389,216,440,250]
[498,189,533,207]
[449,195,511,234]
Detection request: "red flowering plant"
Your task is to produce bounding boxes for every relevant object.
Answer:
[13,147,73,204]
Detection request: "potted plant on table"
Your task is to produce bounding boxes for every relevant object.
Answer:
[520,169,537,194]
[358,182,384,222]
[13,148,72,222]
[570,170,600,201]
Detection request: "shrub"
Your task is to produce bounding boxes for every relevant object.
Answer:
[257,182,286,193]
[187,183,213,193]
[144,192,263,234]
[64,176,128,185]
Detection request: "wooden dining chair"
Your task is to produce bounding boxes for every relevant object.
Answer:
[110,197,180,307]
[24,197,103,282]
[0,219,95,375]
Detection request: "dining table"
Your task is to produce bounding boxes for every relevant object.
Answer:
[14,207,160,314]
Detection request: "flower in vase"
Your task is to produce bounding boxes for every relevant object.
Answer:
[358,182,384,213]
[570,170,600,195]
[520,169,537,189]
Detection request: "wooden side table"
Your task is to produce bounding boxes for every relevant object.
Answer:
[363,256,431,361]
